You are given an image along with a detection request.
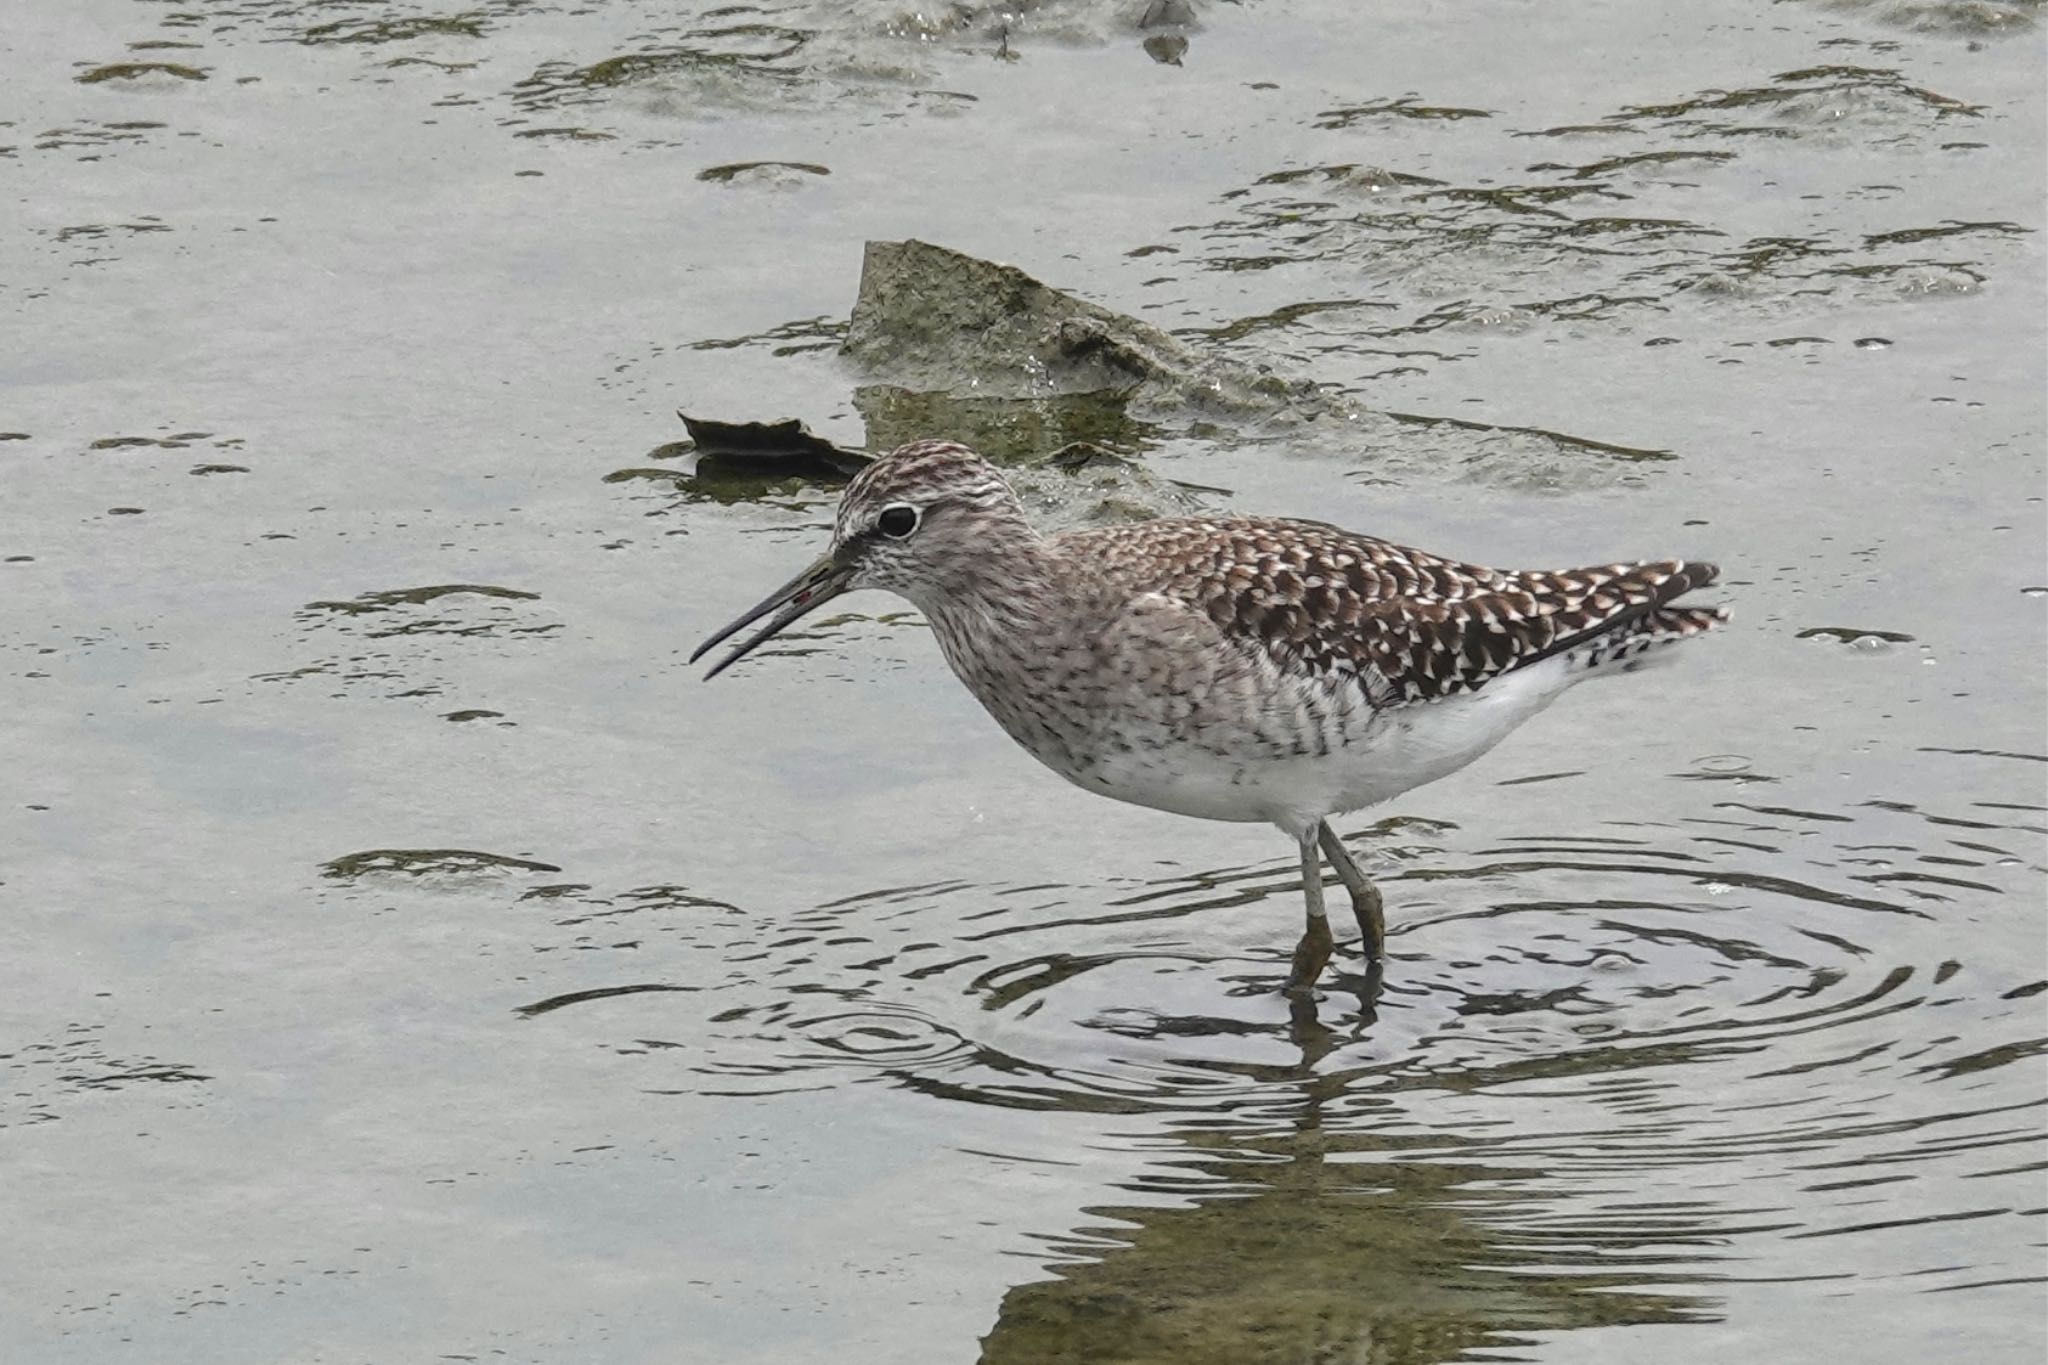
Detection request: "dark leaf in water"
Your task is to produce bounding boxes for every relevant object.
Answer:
[676,410,871,480]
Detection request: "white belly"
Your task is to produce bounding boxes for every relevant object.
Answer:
[1064,655,1579,833]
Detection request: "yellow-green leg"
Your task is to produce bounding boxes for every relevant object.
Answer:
[1318,821,1385,963]
[1285,828,1334,993]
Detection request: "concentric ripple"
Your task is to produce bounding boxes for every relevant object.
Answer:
[517,785,2042,1117]
[507,771,2045,1307]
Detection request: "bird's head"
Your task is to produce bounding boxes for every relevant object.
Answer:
[690,439,1025,678]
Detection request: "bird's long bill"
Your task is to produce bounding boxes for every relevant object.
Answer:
[689,549,853,679]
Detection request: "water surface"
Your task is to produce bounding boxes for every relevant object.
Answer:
[2,1,2043,1361]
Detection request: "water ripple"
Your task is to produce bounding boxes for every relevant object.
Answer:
[503,778,2044,1311]
[517,796,2040,1127]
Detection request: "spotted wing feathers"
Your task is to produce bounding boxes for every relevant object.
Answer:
[1357,560,1725,703]
[1068,518,1725,708]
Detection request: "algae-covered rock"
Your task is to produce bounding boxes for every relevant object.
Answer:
[842,239,1332,420]
[674,242,1679,497]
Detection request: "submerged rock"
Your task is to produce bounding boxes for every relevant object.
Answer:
[832,238,1681,493]
[660,244,1685,501]
[842,238,1333,421]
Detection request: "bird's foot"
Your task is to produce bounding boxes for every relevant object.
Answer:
[1351,957,1385,1019]
[1349,883,1386,965]
[1283,915,1335,995]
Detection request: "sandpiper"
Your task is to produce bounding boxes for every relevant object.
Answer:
[692,440,1725,992]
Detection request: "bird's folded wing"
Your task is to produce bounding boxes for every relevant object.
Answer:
[1095,518,1722,708]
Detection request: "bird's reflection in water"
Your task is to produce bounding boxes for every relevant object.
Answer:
[516,794,2043,1357]
[979,978,1715,1365]
[1285,961,1382,1066]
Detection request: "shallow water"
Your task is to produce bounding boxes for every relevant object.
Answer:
[3,1,2044,1361]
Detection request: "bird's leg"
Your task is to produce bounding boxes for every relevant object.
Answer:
[1317,821,1385,964]
[1285,828,1334,995]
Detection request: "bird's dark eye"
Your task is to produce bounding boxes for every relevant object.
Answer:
[876,505,919,539]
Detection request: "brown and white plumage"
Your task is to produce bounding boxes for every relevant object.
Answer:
[1063,515,1726,708]
[694,439,1727,994]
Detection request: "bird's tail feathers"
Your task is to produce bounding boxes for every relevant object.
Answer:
[1568,601,1728,679]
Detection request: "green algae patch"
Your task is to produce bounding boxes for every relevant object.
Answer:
[320,849,563,879]
[1315,96,1494,127]
[513,126,616,141]
[697,160,830,183]
[299,14,486,45]
[302,584,541,615]
[75,62,208,84]
[89,433,211,449]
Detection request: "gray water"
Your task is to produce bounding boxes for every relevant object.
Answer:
[3,2,2045,1362]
